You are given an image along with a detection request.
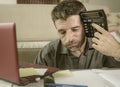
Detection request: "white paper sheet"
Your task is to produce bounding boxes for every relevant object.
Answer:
[54,70,115,87]
[0,80,12,87]
[92,69,120,87]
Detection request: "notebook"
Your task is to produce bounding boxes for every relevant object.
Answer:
[0,23,59,86]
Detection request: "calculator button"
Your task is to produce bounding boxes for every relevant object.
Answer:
[83,19,87,22]
[88,19,92,22]
[101,23,105,27]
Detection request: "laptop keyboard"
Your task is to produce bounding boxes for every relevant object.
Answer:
[19,75,40,86]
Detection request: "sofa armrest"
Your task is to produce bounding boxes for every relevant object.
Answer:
[17,41,50,64]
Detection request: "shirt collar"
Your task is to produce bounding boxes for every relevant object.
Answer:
[59,43,69,54]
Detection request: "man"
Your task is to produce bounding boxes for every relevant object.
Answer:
[35,0,120,69]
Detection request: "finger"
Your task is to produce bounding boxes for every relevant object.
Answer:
[92,37,99,44]
[92,43,103,52]
[92,43,99,50]
[94,32,102,39]
[91,23,107,34]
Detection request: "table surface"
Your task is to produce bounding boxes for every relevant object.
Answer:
[0,79,44,87]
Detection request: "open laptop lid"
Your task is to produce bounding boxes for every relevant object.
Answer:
[0,23,20,84]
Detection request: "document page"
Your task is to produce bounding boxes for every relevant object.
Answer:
[92,69,120,87]
[0,80,12,87]
[53,70,115,87]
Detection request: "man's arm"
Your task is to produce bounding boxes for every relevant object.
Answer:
[91,23,120,61]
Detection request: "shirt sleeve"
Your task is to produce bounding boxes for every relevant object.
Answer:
[34,40,60,67]
[103,55,120,68]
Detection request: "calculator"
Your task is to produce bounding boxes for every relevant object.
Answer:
[79,9,108,37]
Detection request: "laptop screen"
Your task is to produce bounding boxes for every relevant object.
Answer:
[0,23,20,84]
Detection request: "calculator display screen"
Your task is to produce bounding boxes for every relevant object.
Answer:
[81,12,101,18]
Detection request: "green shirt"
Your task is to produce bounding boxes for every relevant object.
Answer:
[35,38,120,70]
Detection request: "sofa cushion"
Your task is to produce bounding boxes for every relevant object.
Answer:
[18,48,40,64]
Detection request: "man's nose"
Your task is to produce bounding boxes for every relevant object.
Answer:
[65,31,74,43]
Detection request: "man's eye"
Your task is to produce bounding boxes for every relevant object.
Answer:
[72,28,78,32]
[59,31,66,35]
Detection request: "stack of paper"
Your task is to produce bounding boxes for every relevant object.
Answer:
[53,69,120,87]
[92,69,120,87]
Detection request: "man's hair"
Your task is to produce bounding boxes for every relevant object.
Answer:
[51,0,86,23]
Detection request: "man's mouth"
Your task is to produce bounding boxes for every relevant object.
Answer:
[68,46,80,52]
[67,42,77,48]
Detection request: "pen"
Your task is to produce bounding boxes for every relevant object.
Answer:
[46,83,88,87]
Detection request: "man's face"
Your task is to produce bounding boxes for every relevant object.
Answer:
[55,15,85,52]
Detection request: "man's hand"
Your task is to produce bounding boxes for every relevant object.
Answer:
[91,23,120,58]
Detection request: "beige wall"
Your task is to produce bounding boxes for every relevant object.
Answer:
[0,0,120,12]
[88,0,120,12]
[61,0,120,12]
[0,4,58,41]
[0,0,16,4]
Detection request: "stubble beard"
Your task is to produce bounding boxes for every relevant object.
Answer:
[69,36,86,52]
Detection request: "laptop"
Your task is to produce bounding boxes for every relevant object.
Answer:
[0,22,30,86]
[0,23,59,86]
